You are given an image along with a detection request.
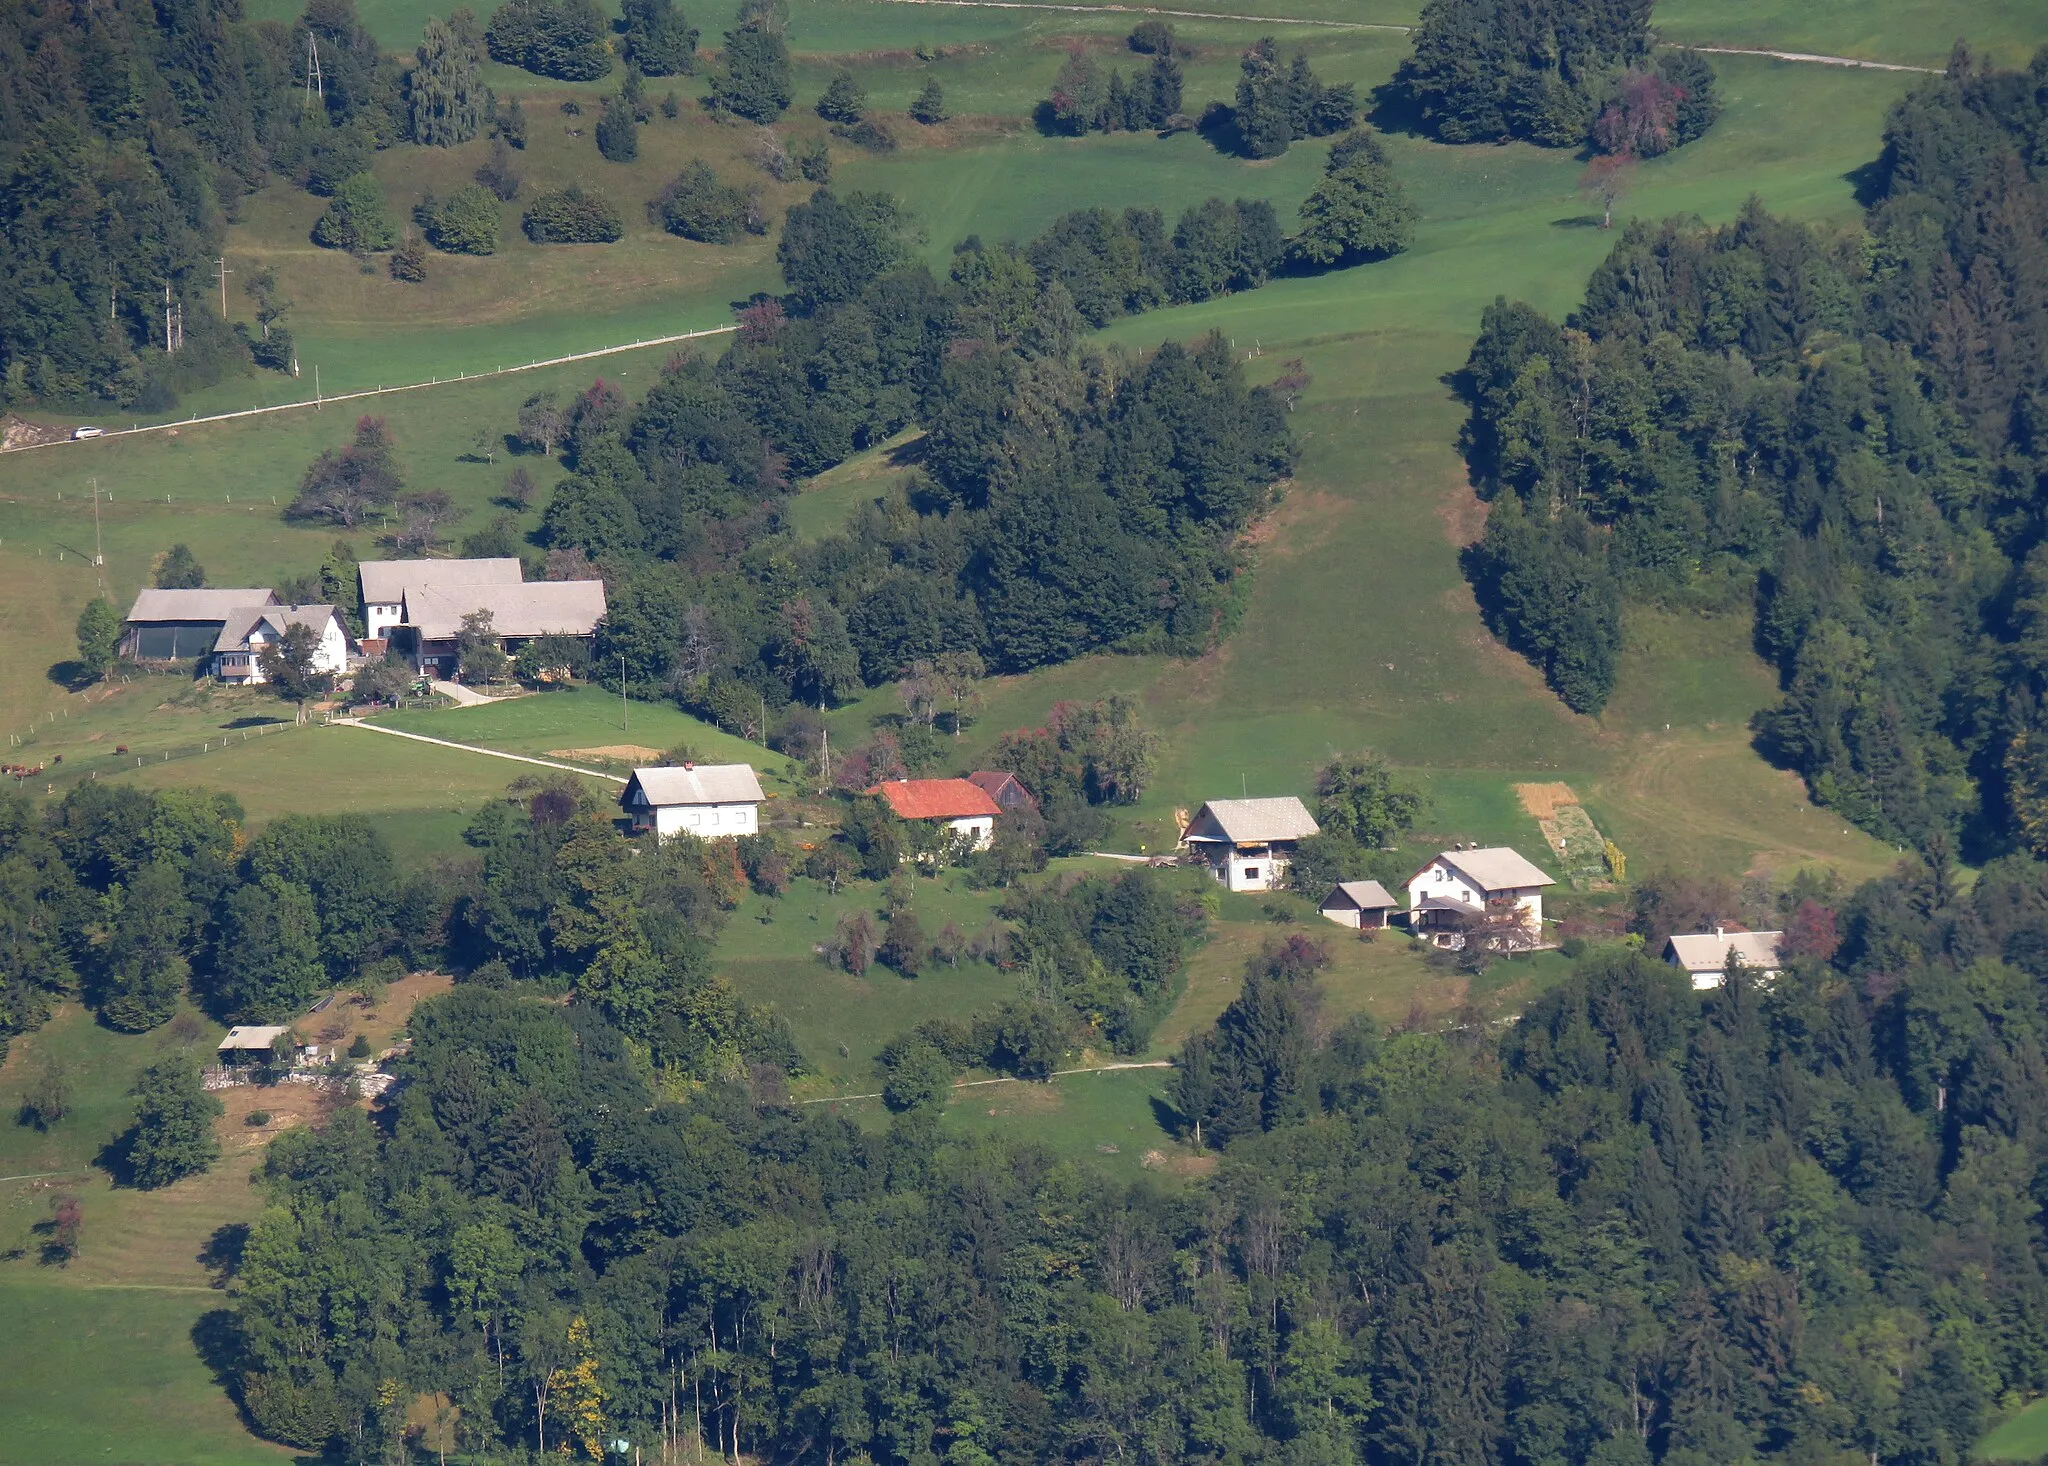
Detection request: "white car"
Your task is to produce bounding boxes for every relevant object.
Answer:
[70,426,104,440]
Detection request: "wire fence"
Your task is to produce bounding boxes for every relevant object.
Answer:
[9,716,315,797]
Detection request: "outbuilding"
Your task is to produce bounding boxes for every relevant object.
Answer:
[1182,797,1320,893]
[217,1025,293,1067]
[122,587,280,663]
[1319,879,1399,929]
[967,770,1037,813]
[1664,927,1784,990]
[622,764,765,841]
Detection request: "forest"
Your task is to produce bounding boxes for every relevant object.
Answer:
[195,827,2048,1465]
[1455,47,2048,854]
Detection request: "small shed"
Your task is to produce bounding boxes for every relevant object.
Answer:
[967,770,1037,813]
[622,764,765,841]
[217,1025,293,1066]
[1320,879,1398,929]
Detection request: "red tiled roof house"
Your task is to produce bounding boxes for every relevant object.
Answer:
[869,778,1004,853]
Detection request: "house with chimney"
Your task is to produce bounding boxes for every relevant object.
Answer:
[621,764,765,841]
[1406,845,1555,947]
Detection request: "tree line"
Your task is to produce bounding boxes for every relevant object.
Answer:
[201,830,2048,1464]
[1455,46,2048,863]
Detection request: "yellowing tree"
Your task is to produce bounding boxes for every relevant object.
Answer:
[546,1316,609,1459]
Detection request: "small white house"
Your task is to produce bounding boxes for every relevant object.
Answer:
[1182,797,1320,893]
[1320,880,1399,929]
[212,604,352,684]
[1665,928,1784,990]
[870,778,1003,852]
[622,764,765,841]
[1406,845,1555,946]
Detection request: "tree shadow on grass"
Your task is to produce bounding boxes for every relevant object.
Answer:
[199,1221,250,1287]
[1148,1093,1186,1140]
[1550,215,1607,229]
[93,1127,139,1188]
[46,659,94,692]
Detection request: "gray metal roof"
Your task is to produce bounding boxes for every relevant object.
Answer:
[213,604,343,653]
[358,557,523,605]
[1324,880,1397,910]
[407,580,606,640]
[1665,929,1784,972]
[125,587,278,623]
[1184,796,1320,844]
[625,764,765,807]
[1433,847,1555,891]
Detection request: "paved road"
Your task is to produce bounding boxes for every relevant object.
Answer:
[429,679,500,708]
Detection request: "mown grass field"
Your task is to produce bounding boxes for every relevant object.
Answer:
[1981,1397,2048,1462]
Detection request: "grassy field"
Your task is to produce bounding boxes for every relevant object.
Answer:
[1981,1397,2048,1462]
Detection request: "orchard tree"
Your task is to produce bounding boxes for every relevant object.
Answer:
[288,416,404,527]
[124,1058,223,1188]
[516,391,565,455]
[1314,751,1421,846]
[458,609,512,684]
[1580,151,1634,228]
[155,543,205,589]
[259,623,333,703]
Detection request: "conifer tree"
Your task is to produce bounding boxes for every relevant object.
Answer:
[408,12,492,145]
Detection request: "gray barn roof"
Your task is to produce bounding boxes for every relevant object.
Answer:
[213,604,343,653]
[625,764,765,808]
[407,581,606,640]
[1665,929,1784,972]
[1430,847,1555,892]
[1323,880,1397,911]
[358,557,523,605]
[1184,796,1320,844]
[125,587,278,623]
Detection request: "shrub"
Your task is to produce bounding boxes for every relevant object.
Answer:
[390,234,428,280]
[523,186,625,243]
[476,136,522,199]
[832,118,896,152]
[311,173,397,254]
[347,1033,373,1058]
[790,134,830,182]
[246,1110,272,1127]
[654,160,751,243]
[420,183,502,253]
[1128,19,1175,53]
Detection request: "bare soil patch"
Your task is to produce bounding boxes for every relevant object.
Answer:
[549,744,667,764]
[1436,475,1488,547]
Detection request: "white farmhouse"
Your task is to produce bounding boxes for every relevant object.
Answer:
[870,778,1004,852]
[1406,845,1555,946]
[211,604,353,684]
[622,764,765,841]
[358,558,523,642]
[1665,927,1784,990]
[1182,796,1320,893]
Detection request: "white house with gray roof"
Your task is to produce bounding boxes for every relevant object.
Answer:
[622,764,765,841]
[212,604,352,684]
[1665,927,1783,990]
[1406,845,1555,945]
[1182,796,1320,892]
[356,558,605,674]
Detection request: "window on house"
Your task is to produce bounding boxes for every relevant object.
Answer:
[1244,867,1260,881]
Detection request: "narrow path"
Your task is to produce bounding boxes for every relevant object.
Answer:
[863,0,1407,28]
[7,324,738,455]
[1681,44,1935,73]
[862,0,1938,71]
[800,1058,1173,1105]
[430,679,501,708]
[330,718,628,783]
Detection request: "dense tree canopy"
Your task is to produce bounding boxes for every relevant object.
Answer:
[1455,48,2048,854]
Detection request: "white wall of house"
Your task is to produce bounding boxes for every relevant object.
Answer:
[641,801,760,840]
[1405,862,1545,927]
[365,601,405,639]
[1198,844,1290,893]
[217,617,350,683]
[945,815,995,852]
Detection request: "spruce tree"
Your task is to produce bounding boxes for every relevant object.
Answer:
[595,93,639,160]
[909,76,947,124]
[706,20,791,121]
[816,67,866,124]
[621,0,698,75]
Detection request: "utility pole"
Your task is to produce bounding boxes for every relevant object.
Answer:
[314,364,321,407]
[163,280,174,353]
[215,257,232,317]
[89,478,105,588]
[621,655,628,733]
[820,726,830,788]
[303,33,323,110]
